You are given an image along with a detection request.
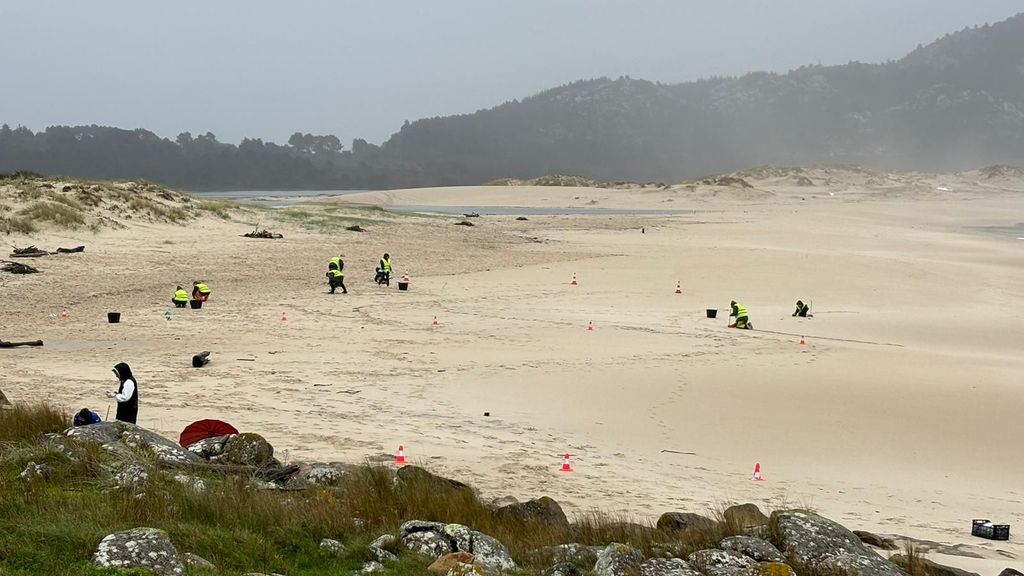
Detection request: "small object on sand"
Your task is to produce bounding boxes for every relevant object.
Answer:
[454,220,475,227]
[660,449,697,456]
[237,358,256,362]
[463,212,480,218]
[971,519,1010,541]
[515,216,528,221]
[191,351,211,368]
[10,246,49,258]
[483,411,490,417]
[0,340,44,348]
[55,246,85,253]
[243,226,283,239]
[1,260,40,274]
[345,225,366,232]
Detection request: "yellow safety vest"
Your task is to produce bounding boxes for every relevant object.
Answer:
[734,303,748,317]
[329,257,340,270]
[196,283,210,294]
[328,269,344,278]
[173,289,189,302]
[380,258,391,272]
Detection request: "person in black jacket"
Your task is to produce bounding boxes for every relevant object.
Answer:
[106,362,139,424]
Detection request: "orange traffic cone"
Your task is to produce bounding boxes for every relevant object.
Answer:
[559,453,573,472]
[587,321,594,331]
[674,282,682,294]
[570,273,578,286]
[59,308,68,321]
[799,336,806,346]
[432,316,439,327]
[281,312,288,322]
[752,462,764,482]
[395,445,407,466]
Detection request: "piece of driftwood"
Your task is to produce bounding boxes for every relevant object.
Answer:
[191,351,211,368]
[56,245,85,253]
[345,225,366,232]
[463,212,480,218]
[243,229,283,239]
[10,245,48,258]
[1,261,40,274]
[0,340,44,348]
[454,220,475,227]
[515,216,529,221]
[0,389,11,407]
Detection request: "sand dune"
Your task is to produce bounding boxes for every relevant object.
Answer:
[1,175,1022,574]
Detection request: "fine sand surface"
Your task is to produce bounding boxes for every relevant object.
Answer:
[2,177,1022,574]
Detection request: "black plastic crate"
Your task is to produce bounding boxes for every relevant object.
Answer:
[972,519,1010,541]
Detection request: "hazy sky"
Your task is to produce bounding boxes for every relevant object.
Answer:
[1,1,1020,145]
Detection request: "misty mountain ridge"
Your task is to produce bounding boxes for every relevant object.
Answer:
[2,12,1023,189]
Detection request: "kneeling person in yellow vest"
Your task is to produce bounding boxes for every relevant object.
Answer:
[172,286,189,308]
[327,268,347,294]
[729,300,752,329]
[192,281,211,302]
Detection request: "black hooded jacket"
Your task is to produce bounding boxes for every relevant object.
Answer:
[112,362,139,424]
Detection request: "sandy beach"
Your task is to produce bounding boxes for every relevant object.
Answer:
[1,170,1022,574]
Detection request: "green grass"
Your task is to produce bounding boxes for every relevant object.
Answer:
[16,200,86,228]
[0,214,37,234]
[126,197,190,222]
[0,403,746,575]
[195,199,238,220]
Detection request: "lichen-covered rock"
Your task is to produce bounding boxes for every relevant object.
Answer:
[404,530,458,558]
[396,465,474,496]
[222,432,277,467]
[321,538,345,556]
[173,474,207,492]
[369,534,398,562]
[594,543,644,576]
[723,504,769,531]
[18,461,54,482]
[686,549,756,576]
[641,557,703,576]
[93,527,184,575]
[771,511,906,576]
[114,463,149,488]
[496,496,570,531]
[182,552,216,570]
[67,421,200,465]
[401,520,448,537]
[546,562,583,576]
[657,512,717,532]
[361,561,385,573]
[429,552,476,574]
[306,465,342,485]
[529,543,601,567]
[719,536,784,563]
[187,435,231,460]
[999,569,1024,576]
[444,524,516,571]
[738,562,796,576]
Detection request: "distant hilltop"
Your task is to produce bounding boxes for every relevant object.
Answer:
[3,13,1024,189]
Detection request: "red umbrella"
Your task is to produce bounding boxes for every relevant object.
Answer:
[179,419,239,448]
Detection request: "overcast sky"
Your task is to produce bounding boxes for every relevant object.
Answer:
[1,1,1019,145]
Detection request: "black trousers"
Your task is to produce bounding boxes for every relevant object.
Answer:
[173,300,187,308]
[329,277,347,293]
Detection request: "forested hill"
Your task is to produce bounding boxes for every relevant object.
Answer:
[2,12,1023,190]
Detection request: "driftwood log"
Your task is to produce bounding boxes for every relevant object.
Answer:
[454,220,475,227]
[243,229,283,239]
[191,351,211,368]
[1,261,40,274]
[0,340,44,348]
[10,245,85,257]
[345,225,366,232]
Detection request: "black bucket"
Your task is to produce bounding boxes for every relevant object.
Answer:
[706,309,718,319]
[107,312,121,324]
[189,300,203,309]
[398,282,409,291]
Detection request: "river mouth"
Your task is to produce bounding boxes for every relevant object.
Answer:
[195,190,711,215]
